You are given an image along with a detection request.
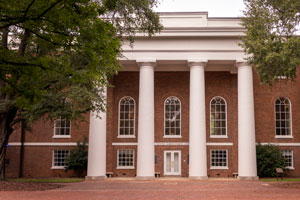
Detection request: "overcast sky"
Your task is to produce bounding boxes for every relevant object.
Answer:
[155,0,246,17]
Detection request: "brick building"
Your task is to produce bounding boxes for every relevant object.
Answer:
[6,12,300,179]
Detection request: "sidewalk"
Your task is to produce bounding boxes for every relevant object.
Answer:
[1,179,299,200]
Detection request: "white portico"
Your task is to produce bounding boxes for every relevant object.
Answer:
[86,12,258,180]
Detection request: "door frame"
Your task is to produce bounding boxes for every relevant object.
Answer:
[164,150,181,176]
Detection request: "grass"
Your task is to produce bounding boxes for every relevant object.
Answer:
[7,178,84,183]
[260,178,300,182]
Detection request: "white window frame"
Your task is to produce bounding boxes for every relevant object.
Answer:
[118,96,136,138]
[117,149,135,169]
[282,150,294,170]
[163,96,182,138]
[210,96,228,138]
[53,118,71,139]
[274,97,293,138]
[51,150,70,169]
[210,149,228,169]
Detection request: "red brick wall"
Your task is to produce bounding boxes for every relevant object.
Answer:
[5,70,300,178]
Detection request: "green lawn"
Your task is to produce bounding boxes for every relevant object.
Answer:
[7,178,84,183]
[260,178,300,182]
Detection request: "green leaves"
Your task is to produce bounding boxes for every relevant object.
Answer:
[256,143,286,177]
[242,0,300,85]
[0,0,162,127]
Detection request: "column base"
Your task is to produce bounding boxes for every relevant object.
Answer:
[135,176,155,180]
[85,176,106,180]
[238,176,259,180]
[189,176,208,180]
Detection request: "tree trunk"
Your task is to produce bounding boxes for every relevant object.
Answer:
[0,109,17,181]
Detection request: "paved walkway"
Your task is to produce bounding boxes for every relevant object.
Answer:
[1,179,300,200]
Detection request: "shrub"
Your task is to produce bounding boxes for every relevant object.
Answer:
[256,143,286,177]
[65,137,88,177]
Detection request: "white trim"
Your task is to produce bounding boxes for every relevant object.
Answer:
[118,96,136,138]
[259,143,300,147]
[155,142,189,146]
[206,142,233,146]
[7,142,236,147]
[164,96,182,137]
[164,150,181,176]
[8,142,79,146]
[117,135,136,139]
[163,135,182,139]
[52,135,71,139]
[210,149,228,169]
[117,149,135,169]
[210,135,228,139]
[275,135,294,139]
[274,97,293,137]
[112,143,138,146]
[51,166,65,170]
[209,96,228,138]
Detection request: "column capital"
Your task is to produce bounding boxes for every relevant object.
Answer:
[136,59,157,68]
[188,59,207,68]
[235,60,251,68]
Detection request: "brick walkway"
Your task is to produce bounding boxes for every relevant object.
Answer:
[1,179,300,200]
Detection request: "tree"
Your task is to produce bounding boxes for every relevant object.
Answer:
[0,0,162,181]
[241,0,300,85]
[65,137,88,177]
[256,143,286,177]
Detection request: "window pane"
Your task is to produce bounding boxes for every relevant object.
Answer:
[210,97,226,136]
[119,97,135,136]
[275,97,291,136]
[164,97,181,136]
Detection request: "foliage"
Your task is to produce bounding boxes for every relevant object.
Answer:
[0,0,162,180]
[256,143,286,177]
[241,0,300,85]
[260,178,300,182]
[65,137,88,176]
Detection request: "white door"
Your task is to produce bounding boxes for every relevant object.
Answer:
[164,150,181,176]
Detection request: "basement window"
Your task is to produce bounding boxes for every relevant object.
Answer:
[52,150,70,169]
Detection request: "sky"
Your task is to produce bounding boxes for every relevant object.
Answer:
[155,0,246,17]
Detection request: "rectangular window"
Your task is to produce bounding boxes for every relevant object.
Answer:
[117,149,134,169]
[211,149,228,169]
[282,150,293,169]
[54,118,71,138]
[52,150,69,169]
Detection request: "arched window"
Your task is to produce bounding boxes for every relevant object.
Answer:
[275,97,291,136]
[164,97,181,137]
[210,97,227,137]
[119,96,135,137]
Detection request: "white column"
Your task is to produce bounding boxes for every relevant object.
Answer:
[188,60,208,179]
[237,61,258,180]
[136,60,155,180]
[86,88,107,180]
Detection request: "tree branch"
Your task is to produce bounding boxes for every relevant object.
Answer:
[23,0,36,18]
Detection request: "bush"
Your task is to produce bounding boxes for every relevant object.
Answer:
[256,143,286,177]
[65,137,88,177]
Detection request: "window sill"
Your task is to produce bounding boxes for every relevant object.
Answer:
[163,135,182,139]
[52,135,71,139]
[275,136,293,139]
[116,166,135,170]
[51,166,65,170]
[210,135,228,139]
[210,167,229,170]
[285,167,295,170]
[117,135,136,139]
